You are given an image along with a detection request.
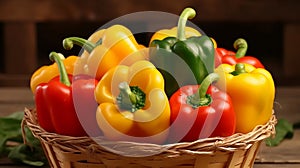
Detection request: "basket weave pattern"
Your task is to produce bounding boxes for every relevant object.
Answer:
[23,108,276,168]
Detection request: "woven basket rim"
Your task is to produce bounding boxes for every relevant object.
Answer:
[22,107,276,157]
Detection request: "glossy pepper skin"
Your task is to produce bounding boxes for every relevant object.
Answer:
[215,63,275,133]
[150,8,215,97]
[30,54,77,93]
[94,60,170,144]
[215,38,264,68]
[168,73,236,142]
[63,25,147,80]
[35,52,99,136]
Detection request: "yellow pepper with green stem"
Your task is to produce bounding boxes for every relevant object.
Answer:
[94,60,170,144]
[215,63,275,133]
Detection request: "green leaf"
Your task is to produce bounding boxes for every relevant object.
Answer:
[266,118,294,147]
[8,144,45,167]
[0,111,48,167]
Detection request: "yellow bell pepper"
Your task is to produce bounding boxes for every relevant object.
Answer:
[95,60,170,144]
[149,26,201,43]
[30,54,77,93]
[215,63,275,133]
[63,25,147,80]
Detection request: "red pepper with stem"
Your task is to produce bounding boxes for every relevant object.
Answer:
[215,38,264,68]
[35,52,100,137]
[168,73,236,142]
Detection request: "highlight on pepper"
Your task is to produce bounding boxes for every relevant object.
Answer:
[29,6,276,159]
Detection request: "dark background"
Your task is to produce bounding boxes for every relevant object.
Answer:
[0,0,299,86]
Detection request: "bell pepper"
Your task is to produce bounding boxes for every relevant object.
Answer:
[30,54,77,93]
[168,73,236,142]
[62,24,147,80]
[149,26,202,44]
[150,8,215,98]
[94,60,170,144]
[215,63,275,133]
[215,38,264,68]
[35,52,100,137]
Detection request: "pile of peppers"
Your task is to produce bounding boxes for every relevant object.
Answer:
[30,7,275,144]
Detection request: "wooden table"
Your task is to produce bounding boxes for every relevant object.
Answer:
[0,87,299,168]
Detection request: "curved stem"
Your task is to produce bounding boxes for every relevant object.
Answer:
[49,52,71,86]
[62,37,97,53]
[198,73,220,99]
[177,7,196,41]
[233,38,248,58]
[188,73,219,107]
[230,63,247,76]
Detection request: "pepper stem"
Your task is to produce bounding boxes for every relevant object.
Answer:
[188,73,220,107]
[49,52,71,86]
[177,7,196,41]
[233,38,248,58]
[119,82,137,105]
[62,37,99,53]
[230,63,247,76]
[117,82,146,112]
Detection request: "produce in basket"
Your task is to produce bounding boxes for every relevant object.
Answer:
[25,6,279,168]
[215,63,275,133]
[168,73,236,142]
[150,8,215,97]
[94,60,170,144]
[62,24,146,80]
[35,52,100,137]
[215,38,265,68]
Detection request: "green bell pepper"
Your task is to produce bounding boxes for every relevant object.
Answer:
[150,8,215,97]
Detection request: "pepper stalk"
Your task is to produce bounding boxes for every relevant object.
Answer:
[187,73,220,108]
[49,52,71,86]
[63,37,101,53]
[177,7,196,41]
[116,82,146,112]
[234,38,248,58]
[230,63,247,76]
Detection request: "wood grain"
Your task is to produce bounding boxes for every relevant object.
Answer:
[0,0,299,22]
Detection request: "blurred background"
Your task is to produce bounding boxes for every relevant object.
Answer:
[0,0,299,87]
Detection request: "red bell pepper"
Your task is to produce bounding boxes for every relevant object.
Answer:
[35,52,100,137]
[72,74,102,137]
[215,38,264,68]
[168,73,236,142]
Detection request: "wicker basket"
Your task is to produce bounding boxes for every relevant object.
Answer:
[22,108,276,168]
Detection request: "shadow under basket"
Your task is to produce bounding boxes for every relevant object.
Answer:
[22,108,276,168]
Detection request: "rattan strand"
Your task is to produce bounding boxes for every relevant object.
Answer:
[22,108,277,168]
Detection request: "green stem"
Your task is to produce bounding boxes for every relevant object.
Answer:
[62,37,98,53]
[233,38,248,58]
[117,82,146,112]
[188,73,220,107]
[230,63,247,76]
[119,82,137,105]
[177,7,196,41]
[49,52,71,86]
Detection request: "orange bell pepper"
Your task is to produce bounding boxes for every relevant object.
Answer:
[63,25,147,80]
[30,54,77,93]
